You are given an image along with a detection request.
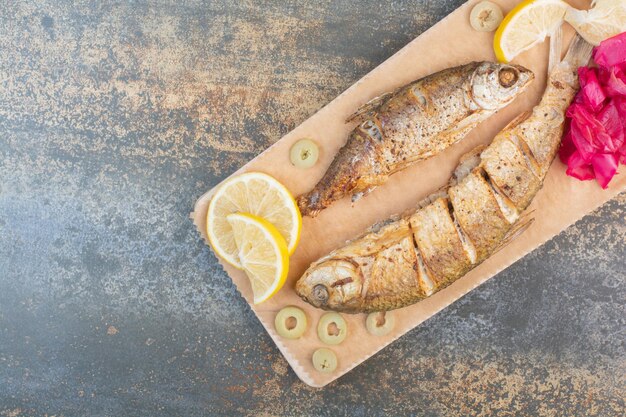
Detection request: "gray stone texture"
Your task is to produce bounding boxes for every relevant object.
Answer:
[0,1,624,416]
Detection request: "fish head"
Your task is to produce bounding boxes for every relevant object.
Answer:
[295,258,363,311]
[471,62,534,110]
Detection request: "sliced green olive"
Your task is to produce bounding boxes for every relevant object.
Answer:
[290,138,319,169]
[312,348,337,373]
[469,1,503,32]
[366,311,395,336]
[274,306,307,339]
[317,312,347,345]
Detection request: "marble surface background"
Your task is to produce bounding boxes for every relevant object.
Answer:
[1,1,624,415]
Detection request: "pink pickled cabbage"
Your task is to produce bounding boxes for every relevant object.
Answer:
[593,32,626,69]
[559,32,626,189]
[577,67,606,111]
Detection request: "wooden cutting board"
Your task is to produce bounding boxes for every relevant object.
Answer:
[192,0,623,387]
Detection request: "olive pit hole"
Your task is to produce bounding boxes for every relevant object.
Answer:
[375,312,387,327]
[327,322,340,336]
[285,316,297,330]
[478,9,492,21]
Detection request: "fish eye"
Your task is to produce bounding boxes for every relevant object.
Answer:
[498,67,519,88]
[312,284,329,305]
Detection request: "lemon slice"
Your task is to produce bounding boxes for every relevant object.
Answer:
[565,0,626,46]
[227,213,289,304]
[494,0,570,62]
[207,172,301,268]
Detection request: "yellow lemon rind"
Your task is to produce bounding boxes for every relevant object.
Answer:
[226,212,290,304]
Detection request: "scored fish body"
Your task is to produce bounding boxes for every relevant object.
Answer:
[296,36,593,313]
[297,61,535,217]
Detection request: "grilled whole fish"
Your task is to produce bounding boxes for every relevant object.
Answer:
[296,36,592,313]
[297,61,535,217]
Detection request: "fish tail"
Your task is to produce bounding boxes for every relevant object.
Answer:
[297,192,322,217]
[561,33,593,69]
[548,25,563,73]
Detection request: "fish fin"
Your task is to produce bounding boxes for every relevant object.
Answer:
[351,186,376,204]
[548,25,563,73]
[503,111,532,131]
[297,192,322,218]
[493,212,535,254]
[341,213,405,250]
[366,214,403,234]
[414,186,449,210]
[444,109,488,134]
[346,88,401,123]
[351,191,364,203]
[562,34,593,69]
[450,144,487,186]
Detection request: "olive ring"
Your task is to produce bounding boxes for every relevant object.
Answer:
[274,306,307,339]
[317,312,347,345]
[366,311,395,336]
[290,138,320,169]
[312,348,338,373]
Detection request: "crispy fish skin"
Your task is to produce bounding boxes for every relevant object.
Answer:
[409,198,472,286]
[448,168,512,261]
[297,62,535,217]
[296,36,592,313]
[480,130,542,211]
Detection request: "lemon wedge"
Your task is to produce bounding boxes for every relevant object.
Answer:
[565,0,626,46]
[207,172,301,268]
[227,213,289,304]
[494,0,570,62]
